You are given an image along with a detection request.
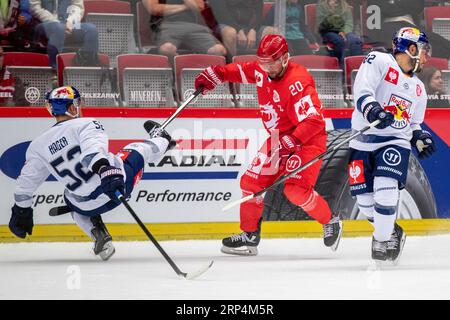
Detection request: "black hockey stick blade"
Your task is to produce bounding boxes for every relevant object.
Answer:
[49,205,72,216]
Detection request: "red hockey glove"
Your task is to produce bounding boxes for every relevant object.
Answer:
[278,135,301,169]
[194,66,224,95]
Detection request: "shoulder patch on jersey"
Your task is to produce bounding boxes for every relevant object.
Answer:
[384,67,399,85]
[255,70,263,88]
[416,84,422,97]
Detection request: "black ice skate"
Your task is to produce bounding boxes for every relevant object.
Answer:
[143,120,177,150]
[221,231,261,256]
[323,216,343,251]
[90,215,115,261]
[371,237,388,262]
[387,223,406,265]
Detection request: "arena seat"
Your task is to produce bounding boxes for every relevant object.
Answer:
[117,54,176,107]
[56,53,117,106]
[83,0,136,67]
[291,55,346,108]
[174,54,232,107]
[3,52,53,106]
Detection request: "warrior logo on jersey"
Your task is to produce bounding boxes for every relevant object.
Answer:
[384,67,399,85]
[348,160,365,185]
[384,94,412,129]
[260,102,279,131]
[286,155,301,172]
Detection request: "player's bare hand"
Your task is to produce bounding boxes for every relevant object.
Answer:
[65,20,74,35]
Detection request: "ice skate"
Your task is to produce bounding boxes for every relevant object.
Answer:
[387,223,406,265]
[90,215,115,261]
[323,216,343,251]
[372,237,388,263]
[143,120,177,150]
[221,231,260,256]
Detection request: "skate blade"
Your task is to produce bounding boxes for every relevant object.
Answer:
[325,221,343,252]
[98,242,115,261]
[391,233,406,266]
[221,245,258,256]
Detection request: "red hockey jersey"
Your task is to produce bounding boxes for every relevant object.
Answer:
[217,60,326,145]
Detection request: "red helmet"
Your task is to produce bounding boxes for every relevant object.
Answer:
[257,34,289,62]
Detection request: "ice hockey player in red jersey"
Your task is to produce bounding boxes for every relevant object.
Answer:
[195,34,342,256]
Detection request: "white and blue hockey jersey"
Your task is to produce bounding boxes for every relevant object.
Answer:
[351,51,427,151]
[14,118,124,212]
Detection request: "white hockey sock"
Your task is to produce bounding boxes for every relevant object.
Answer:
[356,193,375,221]
[372,176,399,242]
[124,137,169,164]
[71,212,95,240]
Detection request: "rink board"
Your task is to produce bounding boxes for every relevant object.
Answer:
[0,108,449,242]
[1,219,450,243]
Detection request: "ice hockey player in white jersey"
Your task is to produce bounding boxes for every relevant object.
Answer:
[9,86,175,261]
[349,27,436,264]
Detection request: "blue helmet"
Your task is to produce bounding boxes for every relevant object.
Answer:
[393,27,431,56]
[45,86,82,117]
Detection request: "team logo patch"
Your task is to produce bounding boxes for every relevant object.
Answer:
[248,152,267,174]
[348,160,365,185]
[260,103,279,131]
[384,94,412,129]
[416,84,422,96]
[384,67,399,85]
[255,70,263,87]
[273,89,280,103]
[382,148,402,166]
[286,155,301,172]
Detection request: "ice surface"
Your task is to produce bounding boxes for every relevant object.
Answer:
[1,235,450,300]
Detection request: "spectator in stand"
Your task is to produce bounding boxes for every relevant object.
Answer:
[209,0,263,57]
[260,0,319,56]
[143,0,226,57]
[29,0,99,71]
[0,0,34,50]
[365,0,450,59]
[316,0,363,67]
[0,47,29,106]
[419,66,450,108]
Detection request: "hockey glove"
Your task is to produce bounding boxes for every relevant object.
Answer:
[143,120,176,151]
[194,66,224,95]
[99,166,125,203]
[362,102,394,129]
[278,135,301,169]
[9,204,33,239]
[411,130,436,159]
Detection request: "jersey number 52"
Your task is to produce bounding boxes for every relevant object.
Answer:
[50,146,94,191]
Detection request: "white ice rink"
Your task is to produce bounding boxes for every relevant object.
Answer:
[2,235,450,300]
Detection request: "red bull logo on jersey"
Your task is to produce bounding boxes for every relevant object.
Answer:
[385,94,412,129]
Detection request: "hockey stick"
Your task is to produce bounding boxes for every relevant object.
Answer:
[49,88,204,216]
[49,205,72,216]
[222,119,381,212]
[115,191,213,280]
[149,87,203,138]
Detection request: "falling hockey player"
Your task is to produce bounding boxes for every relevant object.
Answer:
[9,86,175,261]
[349,27,436,264]
[194,34,342,256]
